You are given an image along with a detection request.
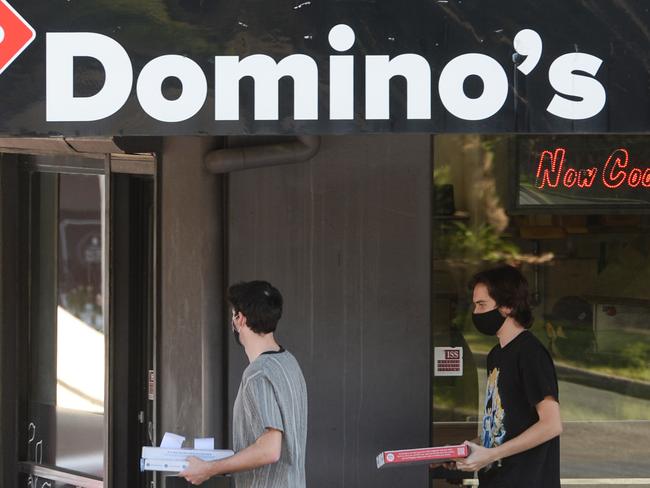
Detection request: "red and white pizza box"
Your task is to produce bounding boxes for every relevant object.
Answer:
[376,444,469,469]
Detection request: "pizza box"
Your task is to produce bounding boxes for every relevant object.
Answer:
[140,447,234,473]
[376,444,469,469]
[141,446,234,462]
[141,458,190,473]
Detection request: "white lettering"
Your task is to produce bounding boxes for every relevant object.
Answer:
[42,26,609,126]
[136,55,207,122]
[365,54,431,119]
[46,33,132,122]
[438,53,508,121]
[547,53,606,120]
[214,54,318,121]
[329,24,355,120]
[513,29,542,75]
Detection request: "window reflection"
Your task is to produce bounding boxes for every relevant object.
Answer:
[57,174,104,414]
[28,173,105,480]
[27,476,86,488]
[432,135,650,485]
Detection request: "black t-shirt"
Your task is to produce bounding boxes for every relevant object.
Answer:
[478,330,560,488]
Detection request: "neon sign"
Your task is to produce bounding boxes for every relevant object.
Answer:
[517,136,650,208]
[535,148,650,190]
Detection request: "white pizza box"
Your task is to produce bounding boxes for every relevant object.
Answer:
[141,446,234,462]
[141,458,190,473]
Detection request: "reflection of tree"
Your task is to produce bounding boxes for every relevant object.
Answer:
[433,135,546,427]
[435,136,554,268]
[477,138,508,233]
[435,135,650,406]
[29,1,221,57]
[439,222,553,267]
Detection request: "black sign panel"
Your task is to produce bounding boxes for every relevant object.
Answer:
[2,0,650,136]
[517,135,650,208]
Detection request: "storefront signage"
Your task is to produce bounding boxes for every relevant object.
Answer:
[536,148,650,190]
[434,347,463,377]
[518,136,650,207]
[43,27,605,124]
[1,1,650,136]
[148,370,155,401]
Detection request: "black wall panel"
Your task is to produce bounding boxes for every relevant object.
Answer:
[227,134,432,488]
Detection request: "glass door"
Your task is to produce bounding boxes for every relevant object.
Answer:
[24,172,106,488]
[16,156,157,488]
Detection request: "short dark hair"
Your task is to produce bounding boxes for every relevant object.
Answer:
[470,265,534,328]
[227,281,283,334]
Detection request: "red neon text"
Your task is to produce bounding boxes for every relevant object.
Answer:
[535,147,650,190]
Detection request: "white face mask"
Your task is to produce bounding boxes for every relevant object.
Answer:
[232,313,243,346]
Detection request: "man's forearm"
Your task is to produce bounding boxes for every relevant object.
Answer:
[491,416,562,462]
[207,430,282,476]
[488,397,562,463]
[207,446,269,476]
[454,398,561,473]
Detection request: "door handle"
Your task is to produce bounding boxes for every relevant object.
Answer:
[147,421,154,446]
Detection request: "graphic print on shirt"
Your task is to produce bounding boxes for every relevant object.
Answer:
[482,367,506,448]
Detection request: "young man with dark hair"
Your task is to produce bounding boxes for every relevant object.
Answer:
[454,265,562,487]
[181,281,308,488]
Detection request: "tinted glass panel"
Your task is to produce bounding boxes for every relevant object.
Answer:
[432,135,650,487]
[27,173,105,480]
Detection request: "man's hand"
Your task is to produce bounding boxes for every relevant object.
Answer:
[454,441,495,472]
[179,428,282,484]
[180,456,217,486]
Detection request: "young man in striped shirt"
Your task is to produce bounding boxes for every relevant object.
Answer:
[181,281,308,487]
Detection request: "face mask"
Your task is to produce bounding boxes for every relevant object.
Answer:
[472,308,506,336]
[232,315,243,347]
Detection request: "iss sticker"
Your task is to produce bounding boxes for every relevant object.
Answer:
[434,347,463,377]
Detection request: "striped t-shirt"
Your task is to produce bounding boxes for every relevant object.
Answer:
[232,349,308,488]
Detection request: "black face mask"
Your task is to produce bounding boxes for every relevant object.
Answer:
[472,308,507,336]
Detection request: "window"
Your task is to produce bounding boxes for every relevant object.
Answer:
[432,135,650,487]
[26,172,105,487]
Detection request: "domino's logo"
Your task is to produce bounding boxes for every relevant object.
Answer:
[0,0,35,76]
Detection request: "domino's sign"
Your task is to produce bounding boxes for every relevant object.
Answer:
[45,25,605,123]
[0,0,35,76]
[3,0,644,135]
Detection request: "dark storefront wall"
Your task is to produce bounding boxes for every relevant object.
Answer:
[227,134,432,488]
